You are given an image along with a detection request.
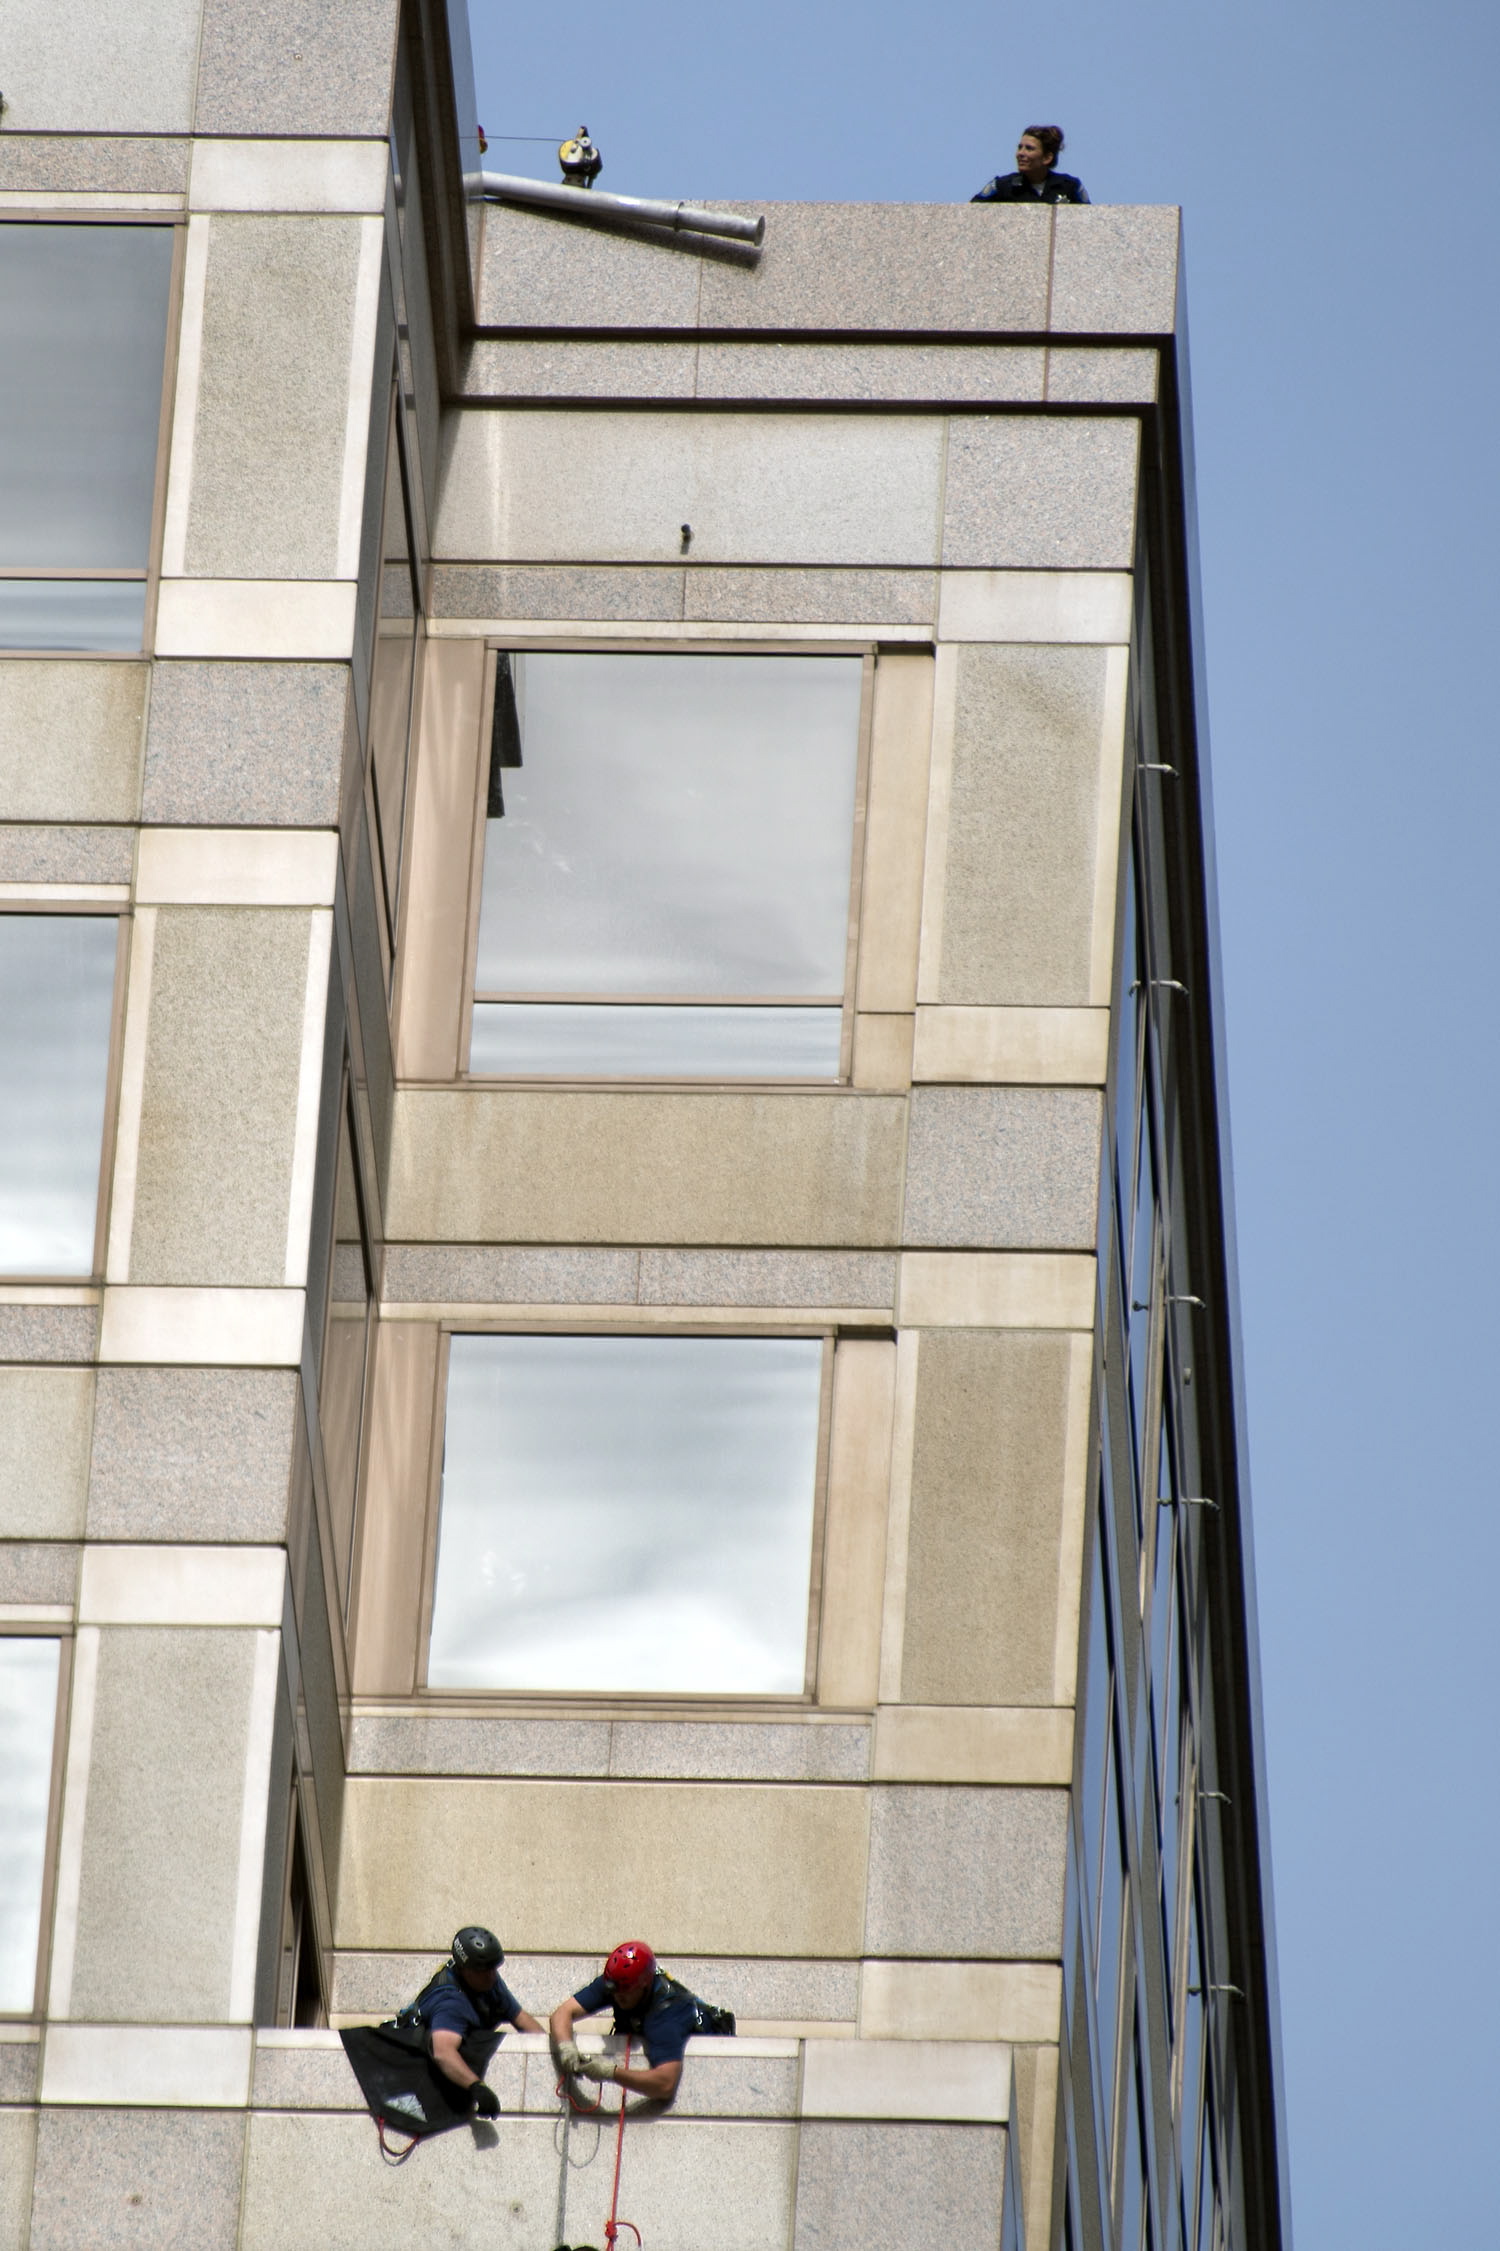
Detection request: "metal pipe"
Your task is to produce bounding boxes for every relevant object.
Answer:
[473,170,765,248]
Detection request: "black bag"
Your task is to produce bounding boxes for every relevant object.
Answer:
[657,1972,736,2039]
[339,2020,482,2140]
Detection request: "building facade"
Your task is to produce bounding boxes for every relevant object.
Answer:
[0,5,1289,2248]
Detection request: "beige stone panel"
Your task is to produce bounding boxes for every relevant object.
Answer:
[850,1014,913,1090]
[859,1961,1062,2043]
[336,1779,869,1956]
[0,0,199,131]
[0,1368,93,1539]
[935,644,1116,1006]
[67,1627,256,2021]
[387,1089,906,1247]
[127,908,312,1287]
[1011,2039,1061,2251]
[434,410,946,566]
[1053,1332,1095,1704]
[855,651,936,1013]
[0,662,144,822]
[872,1706,1074,1785]
[912,1005,1110,1085]
[817,1340,896,1710]
[897,1252,1095,1331]
[1087,647,1131,1006]
[876,1332,921,1704]
[936,569,1132,645]
[393,642,486,1081]
[900,1331,1071,1707]
[183,216,366,579]
[802,2037,1009,2120]
[349,1323,440,1696]
[914,646,959,1006]
[0,2106,35,2250]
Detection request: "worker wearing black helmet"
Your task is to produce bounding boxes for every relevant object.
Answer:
[397,1925,543,2118]
[972,126,1089,205]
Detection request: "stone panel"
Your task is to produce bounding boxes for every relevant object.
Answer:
[939,644,1113,1005]
[0,2107,34,2250]
[0,1542,77,1604]
[942,417,1140,569]
[902,1087,1101,1249]
[347,1713,612,1777]
[0,1306,98,1366]
[429,564,686,620]
[387,1089,906,1248]
[336,1779,870,1957]
[696,204,1052,332]
[142,662,348,826]
[0,1368,93,1540]
[0,137,188,193]
[696,342,1046,402]
[333,1953,859,2026]
[683,568,936,625]
[194,0,401,137]
[901,1330,1072,1706]
[86,1368,297,1541]
[1048,206,1182,335]
[793,2121,1004,2251]
[637,1250,895,1308]
[0,0,200,132]
[0,828,133,884]
[183,217,365,580]
[465,339,699,400]
[1047,347,1160,403]
[68,1628,257,2021]
[863,1786,1067,1958]
[28,2109,245,2251]
[382,1246,639,1304]
[608,1722,870,1782]
[127,907,312,1287]
[0,663,144,824]
[478,201,705,331]
[435,411,945,568]
[0,2035,39,2102]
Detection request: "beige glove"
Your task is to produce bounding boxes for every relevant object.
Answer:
[552,2035,584,2075]
[577,2055,619,2084]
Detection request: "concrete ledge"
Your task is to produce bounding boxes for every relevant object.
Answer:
[860,1961,1062,2044]
[873,1705,1074,1785]
[41,2025,252,2107]
[78,1544,285,1627]
[912,1006,1110,1086]
[801,2038,1009,2122]
[98,1287,305,1367]
[135,829,337,907]
[937,569,1132,644]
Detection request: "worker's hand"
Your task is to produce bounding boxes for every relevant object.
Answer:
[552,2037,584,2075]
[470,2083,501,2119]
[576,2055,619,2084]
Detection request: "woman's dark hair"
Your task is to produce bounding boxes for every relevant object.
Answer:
[1021,125,1065,166]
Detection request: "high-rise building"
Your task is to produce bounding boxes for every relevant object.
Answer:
[0,6,1289,2247]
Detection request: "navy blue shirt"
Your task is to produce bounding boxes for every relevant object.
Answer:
[413,1965,526,2042]
[572,1971,699,2068]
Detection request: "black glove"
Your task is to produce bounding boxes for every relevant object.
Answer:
[470,2083,500,2119]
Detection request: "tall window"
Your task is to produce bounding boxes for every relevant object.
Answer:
[0,223,173,652]
[471,652,864,1079]
[367,386,421,967]
[0,1638,61,2014]
[427,1334,825,1694]
[320,1088,374,1618]
[0,916,119,1276]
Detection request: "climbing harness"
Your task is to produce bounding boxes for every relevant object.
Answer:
[553,2040,641,2251]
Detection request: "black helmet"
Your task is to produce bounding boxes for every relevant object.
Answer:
[451,1926,504,1970]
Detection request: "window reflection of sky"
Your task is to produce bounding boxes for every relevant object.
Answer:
[475,652,863,997]
[429,1335,823,1694]
[0,917,117,1274]
[0,1639,59,2012]
[470,1002,842,1079]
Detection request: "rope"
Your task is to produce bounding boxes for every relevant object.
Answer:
[602,2039,641,2251]
[376,2118,421,2164]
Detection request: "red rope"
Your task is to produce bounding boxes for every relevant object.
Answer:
[602,2039,641,2251]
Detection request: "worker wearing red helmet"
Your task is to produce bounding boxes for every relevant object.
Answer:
[548,1941,693,2106]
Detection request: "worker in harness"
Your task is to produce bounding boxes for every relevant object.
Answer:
[401,1925,544,2117]
[548,1942,698,2106]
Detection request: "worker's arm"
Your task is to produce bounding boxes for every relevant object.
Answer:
[430,2028,480,2089]
[549,1994,589,2072]
[512,2007,544,2035]
[578,2053,683,2104]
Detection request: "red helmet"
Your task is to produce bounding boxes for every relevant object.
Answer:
[603,1941,656,1990]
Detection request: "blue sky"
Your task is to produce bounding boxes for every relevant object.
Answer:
[463,6,1500,2240]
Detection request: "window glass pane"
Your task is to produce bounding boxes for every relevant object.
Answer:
[1079,1502,1112,1932]
[470,1002,843,1080]
[475,653,863,1000]
[429,1334,823,1694]
[0,581,146,653]
[1095,1728,1126,2132]
[321,1095,372,1617]
[0,916,116,1274]
[0,1638,60,2011]
[369,399,418,944]
[0,224,173,568]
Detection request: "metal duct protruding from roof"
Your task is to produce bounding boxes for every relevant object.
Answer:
[474,170,765,250]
